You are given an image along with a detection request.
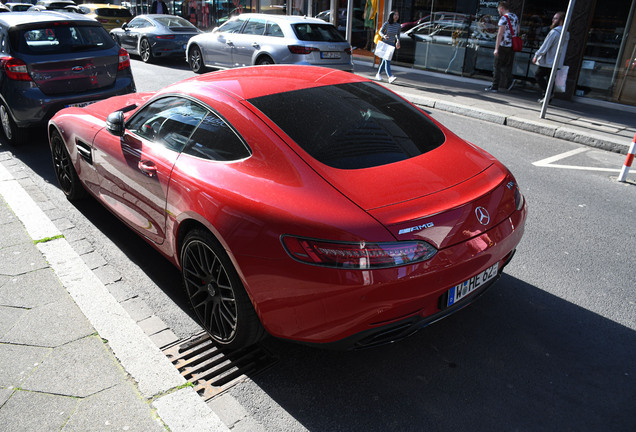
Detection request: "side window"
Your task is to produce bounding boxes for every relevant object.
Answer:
[243,18,266,36]
[127,97,207,152]
[184,113,250,162]
[218,18,245,34]
[128,18,150,29]
[265,22,284,37]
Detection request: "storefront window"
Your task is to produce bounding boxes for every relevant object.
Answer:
[578,0,634,103]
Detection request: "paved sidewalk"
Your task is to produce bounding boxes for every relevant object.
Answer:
[0,160,229,432]
[354,59,636,155]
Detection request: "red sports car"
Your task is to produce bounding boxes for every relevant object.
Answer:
[49,66,526,350]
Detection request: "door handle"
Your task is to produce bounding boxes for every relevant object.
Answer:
[138,160,157,177]
[226,40,234,46]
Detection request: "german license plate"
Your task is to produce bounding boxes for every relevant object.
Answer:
[321,51,341,59]
[447,263,499,307]
[66,100,98,108]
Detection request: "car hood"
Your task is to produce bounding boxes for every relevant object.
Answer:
[81,92,155,121]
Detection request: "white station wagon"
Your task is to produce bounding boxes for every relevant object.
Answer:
[186,14,353,72]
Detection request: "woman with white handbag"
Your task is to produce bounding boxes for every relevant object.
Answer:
[533,11,569,103]
[375,10,401,83]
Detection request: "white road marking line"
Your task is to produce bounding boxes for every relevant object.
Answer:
[533,147,621,172]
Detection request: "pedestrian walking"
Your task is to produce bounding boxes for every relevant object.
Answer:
[485,1,519,93]
[150,0,168,14]
[375,10,400,83]
[532,11,569,103]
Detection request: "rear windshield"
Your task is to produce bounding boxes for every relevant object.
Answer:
[95,8,132,17]
[12,24,116,55]
[292,23,346,42]
[155,16,198,29]
[249,82,446,169]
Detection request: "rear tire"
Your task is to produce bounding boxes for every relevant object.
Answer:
[139,38,153,63]
[0,102,23,146]
[256,56,274,65]
[181,228,265,350]
[50,129,87,201]
[189,46,206,74]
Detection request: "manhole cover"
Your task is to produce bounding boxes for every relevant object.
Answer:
[163,333,278,400]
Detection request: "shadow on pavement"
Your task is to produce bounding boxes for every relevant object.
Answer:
[245,274,636,432]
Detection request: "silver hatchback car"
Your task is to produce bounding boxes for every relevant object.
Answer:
[186,14,353,73]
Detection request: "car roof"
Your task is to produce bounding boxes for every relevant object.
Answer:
[0,10,99,26]
[230,13,330,25]
[82,3,130,9]
[159,65,367,102]
[36,0,77,5]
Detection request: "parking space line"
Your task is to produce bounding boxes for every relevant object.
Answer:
[533,148,621,172]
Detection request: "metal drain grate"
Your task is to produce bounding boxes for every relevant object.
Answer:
[163,333,278,400]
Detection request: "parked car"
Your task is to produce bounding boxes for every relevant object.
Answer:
[29,0,82,13]
[401,11,471,31]
[186,14,353,73]
[5,3,33,12]
[79,4,133,31]
[397,20,472,64]
[48,66,526,350]
[0,12,136,145]
[110,14,202,63]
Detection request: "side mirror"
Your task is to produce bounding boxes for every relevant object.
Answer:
[106,111,125,136]
[122,23,129,31]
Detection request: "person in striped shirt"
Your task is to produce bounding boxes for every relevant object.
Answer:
[375,10,401,83]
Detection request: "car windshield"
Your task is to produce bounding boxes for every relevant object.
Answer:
[249,82,446,169]
[292,23,346,42]
[13,24,116,54]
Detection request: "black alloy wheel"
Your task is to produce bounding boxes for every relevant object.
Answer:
[256,56,274,65]
[189,46,206,74]
[50,130,86,201]
[181,229,265,350]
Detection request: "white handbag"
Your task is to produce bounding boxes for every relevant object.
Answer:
[555,66,569,93]
[375,41,395,61]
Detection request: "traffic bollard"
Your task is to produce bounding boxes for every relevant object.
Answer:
[617,132,636,182]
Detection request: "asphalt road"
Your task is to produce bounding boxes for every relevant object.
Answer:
[3,58,635,431]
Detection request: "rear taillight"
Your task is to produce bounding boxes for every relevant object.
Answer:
[156,35,175,39]
[288,45,319,55]
[345,47,352,55]
[118,48,130,71]
[1,57,31,81]
[97,18,109,23]
[281,236,437,269]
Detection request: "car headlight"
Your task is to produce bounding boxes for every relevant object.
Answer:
[281,236,437,269]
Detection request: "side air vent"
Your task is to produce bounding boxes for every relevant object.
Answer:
[75,139,93,165]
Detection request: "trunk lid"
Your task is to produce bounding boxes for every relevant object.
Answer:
[29,54,118,96]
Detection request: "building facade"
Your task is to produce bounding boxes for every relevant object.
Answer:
[124,0,636,107]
